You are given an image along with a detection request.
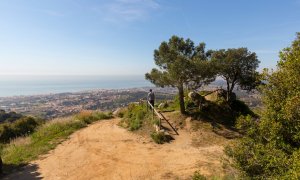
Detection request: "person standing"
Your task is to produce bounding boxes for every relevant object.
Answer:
[147,89,155,109]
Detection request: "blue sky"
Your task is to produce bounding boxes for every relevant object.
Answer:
[0,0,299,75]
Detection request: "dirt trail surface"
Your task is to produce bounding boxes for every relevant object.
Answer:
[5,118,226,180]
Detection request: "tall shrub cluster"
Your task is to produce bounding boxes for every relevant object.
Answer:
[226,33,300,179]
[0,116,41,143]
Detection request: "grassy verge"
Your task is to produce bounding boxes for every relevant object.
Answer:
[119,103,157,131]
[150,131,171,144]
[0,111,112,175]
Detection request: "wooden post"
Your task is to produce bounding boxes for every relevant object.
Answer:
[152,106,154,121]
[147,100,148,112]
[159,118,161,130]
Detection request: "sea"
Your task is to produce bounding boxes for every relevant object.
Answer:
[0,75,153,97]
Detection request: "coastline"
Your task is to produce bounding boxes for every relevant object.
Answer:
[0,87,176,119]
[0,75,153,97]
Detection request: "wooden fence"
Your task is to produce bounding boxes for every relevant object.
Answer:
[147,101,179,135]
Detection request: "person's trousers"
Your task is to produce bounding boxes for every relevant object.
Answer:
[149,100,154,109]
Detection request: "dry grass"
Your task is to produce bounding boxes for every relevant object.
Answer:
[76,110,93,119]
[9,136,31,147]
[43,116,74,126]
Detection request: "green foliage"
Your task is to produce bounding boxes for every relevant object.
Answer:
[235,115,258,137]
[226,33,300,179]
[212,48,260,101]
[145,36,215,114]
[120,104,149,131]
[192,171,207,180]
[0,117,41,143]
[151,118,160,126]
[115,108,128,118]
[150,131,168,144]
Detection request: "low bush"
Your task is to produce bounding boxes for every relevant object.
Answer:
[0,117,41,143]
[235,115,258,136]
[120,104,149,131]
[192,171,207,180]
[150,131,169,144]
[115,108,128,118]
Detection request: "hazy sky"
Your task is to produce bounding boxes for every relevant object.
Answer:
[0,0,299,75]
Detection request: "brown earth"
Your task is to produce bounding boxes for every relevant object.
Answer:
[5,116,231,180]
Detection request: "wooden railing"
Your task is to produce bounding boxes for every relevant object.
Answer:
[147,101,179,135]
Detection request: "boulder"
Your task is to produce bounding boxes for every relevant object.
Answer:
[204,89,236,102]
[188,92,206,103]
[188,92,206,110]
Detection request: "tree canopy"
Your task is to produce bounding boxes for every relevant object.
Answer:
[212,48,260,101]
[145,35,215,114]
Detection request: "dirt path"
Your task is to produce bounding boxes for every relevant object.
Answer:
[5,118,226,180]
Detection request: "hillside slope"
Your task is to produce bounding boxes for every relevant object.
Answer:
[4,116,230,180]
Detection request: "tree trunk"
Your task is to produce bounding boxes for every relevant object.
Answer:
[178,85,186,114]
[229,81,235,101]
[0,156,2,174]
[226,81,230,101]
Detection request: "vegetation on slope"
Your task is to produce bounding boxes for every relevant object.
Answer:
[118,103,174,144]
[118,103,159,131]
[0,116,42,143]
[226,33,300,179]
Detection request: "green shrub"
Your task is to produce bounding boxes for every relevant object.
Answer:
[121,103,149,131]
[151,131,168,144]
[0,124,15,143]
[151,118,160,126]
[192,171,207,180]
[116,108,127,118]
[0,117,40,143]
[235,115,258,137]
[11,117,39,136]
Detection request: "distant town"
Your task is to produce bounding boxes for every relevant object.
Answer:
[0,87,177,119]
[0,83,261,120]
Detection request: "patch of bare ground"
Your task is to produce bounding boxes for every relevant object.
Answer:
[5,113,237,180]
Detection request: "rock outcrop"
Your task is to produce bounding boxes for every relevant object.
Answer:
[188,92,206,110]
[204,89,236,102]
